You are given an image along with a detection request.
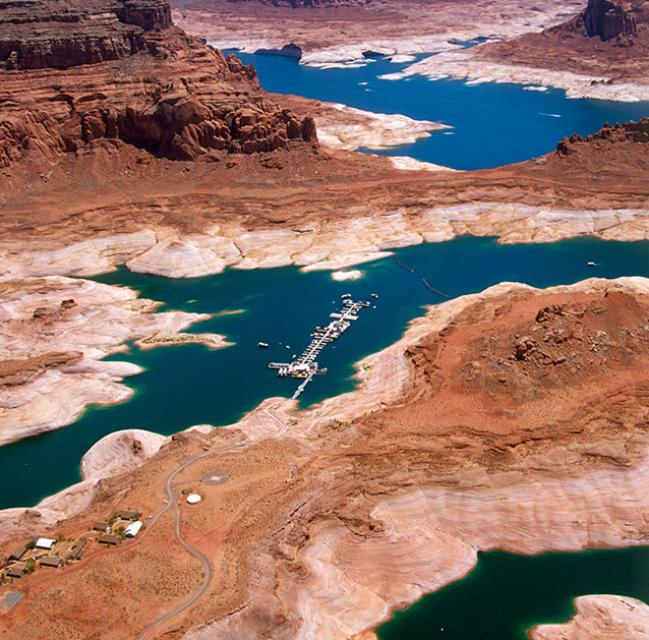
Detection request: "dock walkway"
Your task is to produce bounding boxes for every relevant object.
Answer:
[269,295,371,399]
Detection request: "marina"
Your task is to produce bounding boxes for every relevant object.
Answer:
[269,294,372,399]
[4,236,649,511]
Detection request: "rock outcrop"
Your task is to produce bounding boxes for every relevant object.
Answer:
[554,118,649,162]
[581,0,639,42]
[0,0,317,168]
[472,0,649,89]
[530,595,649,639]
[6,279,649,639]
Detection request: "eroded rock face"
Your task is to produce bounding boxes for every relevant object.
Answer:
[556,117,649,156]
[0,0,317,167]
[0,0,173,71]
[225,0,372,7]
[582,0,639,42]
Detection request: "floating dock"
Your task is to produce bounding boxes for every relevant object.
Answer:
[269,295,371,399]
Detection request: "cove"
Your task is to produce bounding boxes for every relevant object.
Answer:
[2,236,649,509]
[377,546,649,639]
[228,50,649,170]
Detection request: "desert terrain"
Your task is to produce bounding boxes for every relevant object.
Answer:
[2,0,649,447]
[3,277,649,638]
[171,0,583,66]
[2,0,649,636]
[171,0,649,99]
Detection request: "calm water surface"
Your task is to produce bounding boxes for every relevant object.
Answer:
[3,236,649,508]
[5,51,649,638]
[378,548,649,639]
[230,51,649,169]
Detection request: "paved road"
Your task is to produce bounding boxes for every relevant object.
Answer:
[136,446,237,640]
[137,405,287,638]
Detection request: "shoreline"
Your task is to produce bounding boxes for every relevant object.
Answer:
[380,50,649,102]
[183,276,649,639]
[0,275,231,447]
[5,277,649,637]
[2,206,649,281]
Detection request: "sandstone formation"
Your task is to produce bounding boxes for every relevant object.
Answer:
[3,278,649,638]
[581,0,639,42]
[530,595,649,639]
[462,0,649,96]
[0,0,317,169]
[556,117,649,157]
[1,113,648,283]
[0,276,228,445]
[172,0,580,66]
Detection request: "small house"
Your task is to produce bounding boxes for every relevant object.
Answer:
[117,510,139,521]
[92,521,109,532]
[39,556,62,568]
[66,539,87,561]
[35,538,55,550]
[98,534,120,546]
[123,521,143,538]
[7,545,27,562]
[6,566,25,579]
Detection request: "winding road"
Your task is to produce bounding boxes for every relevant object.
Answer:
[136,446,236,640]
[136,404,287,639]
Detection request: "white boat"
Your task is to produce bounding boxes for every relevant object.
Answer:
[587,261,597,267]
[257,342,269,348]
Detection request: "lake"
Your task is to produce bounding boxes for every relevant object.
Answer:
[5,48,649,640]
[229,50,649,170]
[3,236,649,509]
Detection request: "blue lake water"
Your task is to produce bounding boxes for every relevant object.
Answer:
[3,236,649,509]
[377,548,649,639]
[4,49,649,639]
[229,51,649,170]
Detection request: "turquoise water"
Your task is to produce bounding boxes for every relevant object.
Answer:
[229,51,649,170]
[2,236,649,509]
[378,548,649,639]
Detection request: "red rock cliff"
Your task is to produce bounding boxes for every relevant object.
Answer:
[582,0,638,42]
[0,0,317,168]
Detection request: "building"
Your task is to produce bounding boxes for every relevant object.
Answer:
[123,521,143,538]
[7,545,27,562]
[98,534,120,546]
[92,521,109,532]
[117,510,139,521]
[5,566,25,579]
[66,539,86,561]
[39,556,62,568]
[35,538,55,550]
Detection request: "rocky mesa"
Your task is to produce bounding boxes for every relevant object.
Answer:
[0,0,317,169]
[3,277,649,638]
[470,0,649,94]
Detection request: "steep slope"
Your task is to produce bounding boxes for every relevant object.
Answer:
[4,278,649,638]
[0,0,317,169]
[476,0,649,83]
